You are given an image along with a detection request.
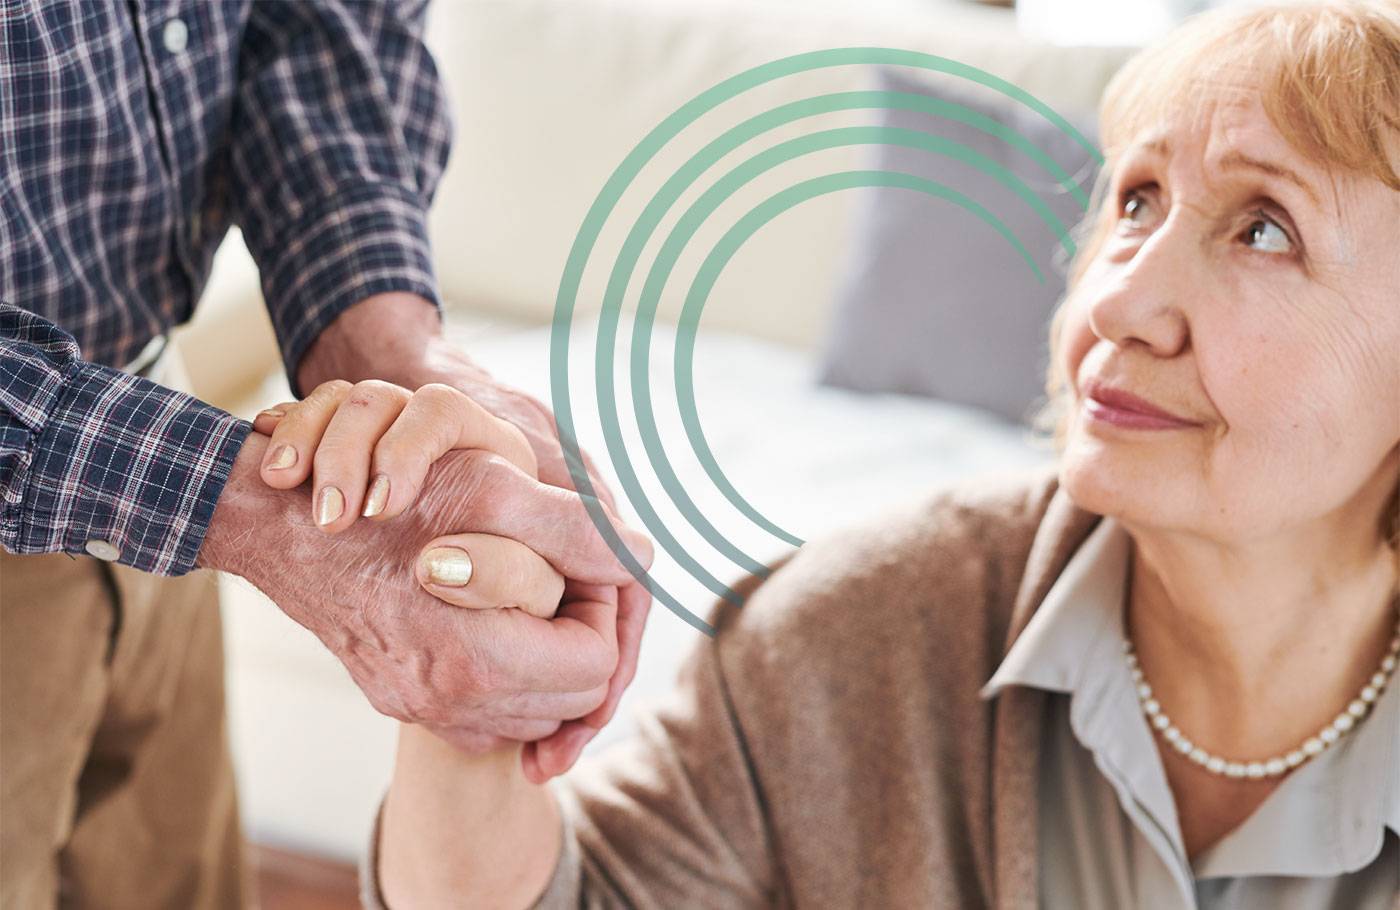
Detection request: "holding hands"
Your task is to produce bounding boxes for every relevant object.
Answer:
[253,381,566,620]
[202,348,655,783]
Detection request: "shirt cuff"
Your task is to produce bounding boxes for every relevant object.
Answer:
[253,182,442,395]
[11,360,250,575]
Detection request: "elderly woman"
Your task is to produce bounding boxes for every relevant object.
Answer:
[366,2,1400,907]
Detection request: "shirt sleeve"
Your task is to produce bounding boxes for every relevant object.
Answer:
[0,303,250,575]
[359,605,783,910]
[227,0,454,393]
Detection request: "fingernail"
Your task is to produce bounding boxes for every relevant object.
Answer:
[422,546,474,586]
[266,445,297,470]
[256,408,285,420]
[362,474,390,517]
[315,486,344,526]
[623,527,654,563]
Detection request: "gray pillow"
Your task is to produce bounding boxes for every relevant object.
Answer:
[817,67,1101,426]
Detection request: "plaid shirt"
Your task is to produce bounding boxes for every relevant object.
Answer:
[0,0,452,575]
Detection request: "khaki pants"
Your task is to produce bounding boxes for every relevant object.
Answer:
[0,347,249,909]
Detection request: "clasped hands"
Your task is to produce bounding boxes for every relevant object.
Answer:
[221,375,654,785]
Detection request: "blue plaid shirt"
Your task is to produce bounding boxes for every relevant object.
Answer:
[0,1,452,575]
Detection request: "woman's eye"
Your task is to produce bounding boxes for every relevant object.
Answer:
[1242,214,1293,254]
[1117,188,1154,227]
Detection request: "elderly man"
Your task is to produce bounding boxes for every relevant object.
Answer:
[0,2,653,907]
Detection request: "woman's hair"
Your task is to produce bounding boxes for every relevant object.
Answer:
[1028,0,1400,562]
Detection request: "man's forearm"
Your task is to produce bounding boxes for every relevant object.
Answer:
[379,725,562,908]
[295,292,489,393]
[293,291,563,480]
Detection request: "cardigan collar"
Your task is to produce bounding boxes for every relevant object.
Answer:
[984,467,1102,910]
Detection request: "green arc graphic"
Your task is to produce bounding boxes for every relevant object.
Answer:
[551,48,1100,636]
[670,171,1046,577]
[615,128,1060,602]
[596,99,1085,611]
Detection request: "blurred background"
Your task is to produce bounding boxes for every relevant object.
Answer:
[168,0,1256,904]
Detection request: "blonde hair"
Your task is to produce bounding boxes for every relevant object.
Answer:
[1028,0,1400,562]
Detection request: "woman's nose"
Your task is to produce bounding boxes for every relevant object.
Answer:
[1084,218,1194,358]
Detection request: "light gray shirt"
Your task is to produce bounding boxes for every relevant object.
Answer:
[981,516,1400,909]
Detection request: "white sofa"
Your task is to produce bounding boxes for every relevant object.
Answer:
[174,0,1136,859]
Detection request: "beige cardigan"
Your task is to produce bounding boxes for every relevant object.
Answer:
[365,463,1113,908]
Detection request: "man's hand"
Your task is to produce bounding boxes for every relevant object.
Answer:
[200,432,654,753]
[296,292,656,778]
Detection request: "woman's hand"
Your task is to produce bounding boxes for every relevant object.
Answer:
[253,379,538,532]
[253,379,568,619]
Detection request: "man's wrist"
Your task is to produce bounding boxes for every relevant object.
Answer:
[197,433,307,579]
[295,292,469,393]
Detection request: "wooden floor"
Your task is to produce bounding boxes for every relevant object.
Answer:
[254,843,362,910]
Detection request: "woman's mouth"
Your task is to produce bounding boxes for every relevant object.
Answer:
[1081,382,1201,431]
[1083,397,1198,430]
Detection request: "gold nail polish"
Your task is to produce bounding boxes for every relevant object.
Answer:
[362,474,390,517]
[315,486,345,526]
[266,445,297,470]
[422,547,473,586]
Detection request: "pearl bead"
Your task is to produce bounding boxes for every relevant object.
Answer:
[1123,615,1397,782]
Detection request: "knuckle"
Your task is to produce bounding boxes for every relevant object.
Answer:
[414,382,466,415]
[346,379,404,410]
[314,379,353,400]
[455,451,519,521]
[455,655,499,700]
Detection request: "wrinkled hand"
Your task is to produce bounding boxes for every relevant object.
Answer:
[294,292,657,778]
[201,433,654,757]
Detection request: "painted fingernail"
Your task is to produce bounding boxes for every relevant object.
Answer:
[315,486,344,526]
[266,445,297,470]
[422,547,474,587]
[362,474,390,517]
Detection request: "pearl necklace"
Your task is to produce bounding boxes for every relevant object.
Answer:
[1124,603,1400,780]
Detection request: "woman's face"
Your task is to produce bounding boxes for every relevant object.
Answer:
[1058,93,1400,547]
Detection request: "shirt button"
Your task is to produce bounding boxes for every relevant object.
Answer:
[84,539,121,562]
[162,18,189,54]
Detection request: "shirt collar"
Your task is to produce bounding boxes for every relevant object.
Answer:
[979,514,1400,877]
[979,513,1127,701]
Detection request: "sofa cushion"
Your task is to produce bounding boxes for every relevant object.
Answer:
[816,66,1101,426]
